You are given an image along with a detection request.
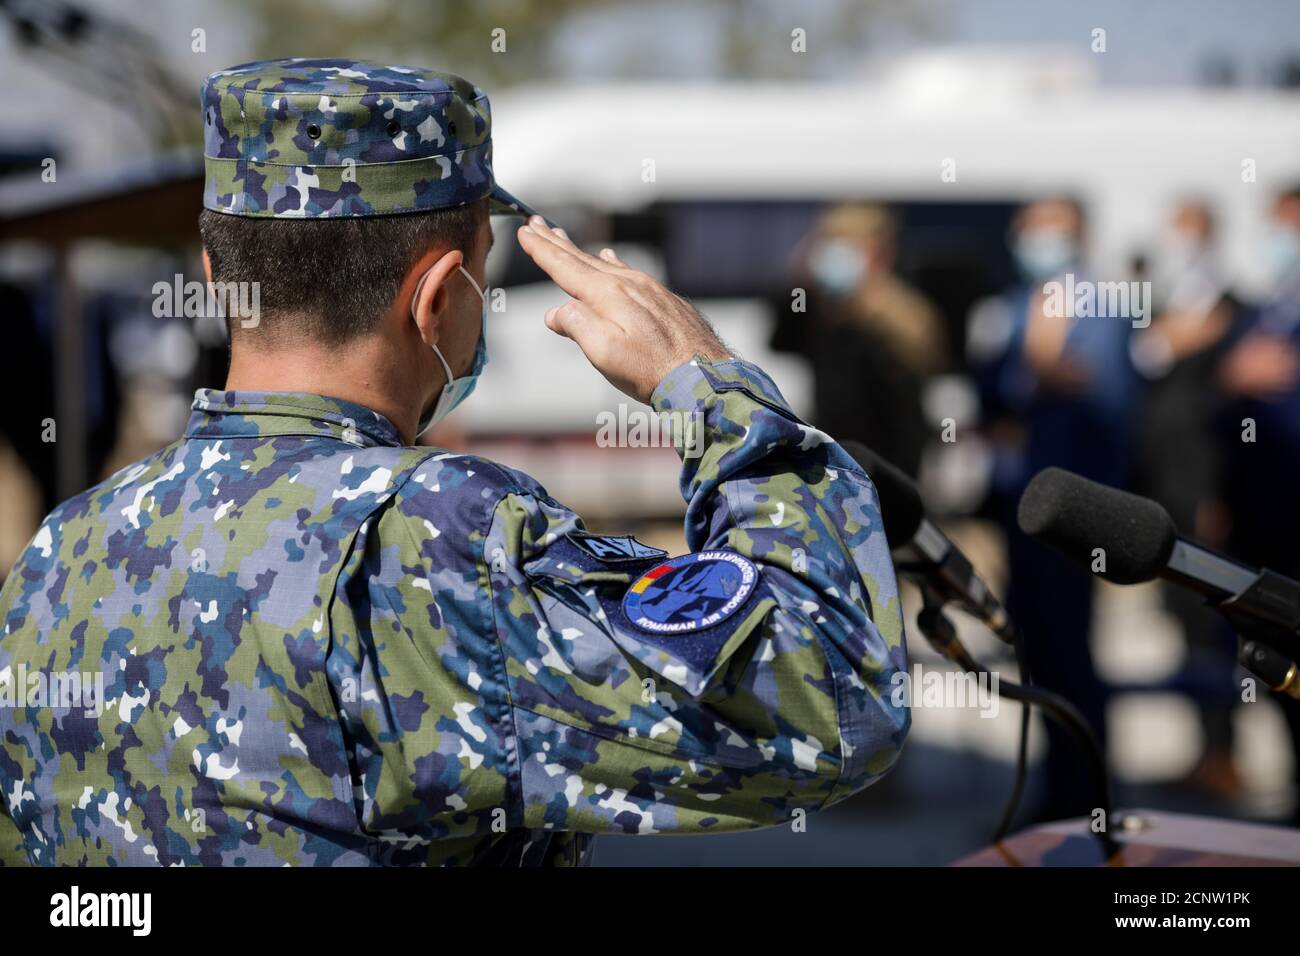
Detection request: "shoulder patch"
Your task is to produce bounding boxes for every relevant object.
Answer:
[566,531,667,563]
[622,551,759,635]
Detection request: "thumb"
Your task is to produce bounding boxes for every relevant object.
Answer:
[544,298,605,346]
[598,247,630,268]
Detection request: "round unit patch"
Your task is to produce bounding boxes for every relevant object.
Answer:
[622,551,758,635]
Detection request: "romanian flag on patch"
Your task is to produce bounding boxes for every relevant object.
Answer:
[629,563,674,593]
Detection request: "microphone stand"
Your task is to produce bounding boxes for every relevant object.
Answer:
[1238,638,1300,700]
[1214,573,1300,701]
[912,585,1122,860]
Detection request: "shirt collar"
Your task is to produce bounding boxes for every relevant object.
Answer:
[185,389,405,448]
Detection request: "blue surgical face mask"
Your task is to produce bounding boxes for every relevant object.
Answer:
[1264,225,1300,289]
[809,239,868,295]
[412,264,488,439]
[1013,229,1077,281]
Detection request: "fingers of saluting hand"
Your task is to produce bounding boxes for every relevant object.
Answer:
[515,216,626,297]
[528,217,625,274]
[515,223,603,299]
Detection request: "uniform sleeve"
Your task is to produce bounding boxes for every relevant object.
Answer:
[487,356,909,834]
[0,799,22,865]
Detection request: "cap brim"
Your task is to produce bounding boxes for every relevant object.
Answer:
[488,183,557,228]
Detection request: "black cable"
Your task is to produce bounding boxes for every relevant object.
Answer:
[947,640,1120,858]
[992,623,1030,842]
[915,593,1119,858]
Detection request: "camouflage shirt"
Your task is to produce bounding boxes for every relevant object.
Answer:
[0,357,908,866]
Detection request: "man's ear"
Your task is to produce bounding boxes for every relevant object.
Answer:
[408,248,465,348]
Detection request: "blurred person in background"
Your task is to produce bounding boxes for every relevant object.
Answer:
[0,282,54,584]
[1132,200,1243,799]
[969,196,1141,821]
[771,203,946,476]
[0,280,121,584]
[1216,184,1300,822]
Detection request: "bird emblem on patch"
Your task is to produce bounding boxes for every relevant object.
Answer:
[622,551,758,635]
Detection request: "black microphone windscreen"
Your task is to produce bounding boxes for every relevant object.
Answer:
[839,441,925,545]
[1017,467,1177,584]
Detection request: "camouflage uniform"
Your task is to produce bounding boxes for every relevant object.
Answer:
[0,60,908,866]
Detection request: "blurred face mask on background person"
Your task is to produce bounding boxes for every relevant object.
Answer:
[412,264,490,439]
[1155,229,1206,279]
[1264,223,1300,290]
[1013,228,1078,282]
[808,239,868,295]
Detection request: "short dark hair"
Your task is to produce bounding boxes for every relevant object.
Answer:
[1015,194,1087,237]
[198,198,486,345]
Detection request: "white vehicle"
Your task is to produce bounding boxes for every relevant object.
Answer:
[464,51,1300,515]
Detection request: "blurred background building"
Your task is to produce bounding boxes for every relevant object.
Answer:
[3,0,1300,864]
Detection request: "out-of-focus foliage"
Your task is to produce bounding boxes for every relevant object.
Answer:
[237,0,934,84]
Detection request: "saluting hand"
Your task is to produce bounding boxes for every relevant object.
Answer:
[516,216,731,403]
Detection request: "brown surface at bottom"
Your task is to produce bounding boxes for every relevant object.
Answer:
[954,810,1300,867]
[956,831,1291,867]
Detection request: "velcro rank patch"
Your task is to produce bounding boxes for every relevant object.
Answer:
[566,531,667,563]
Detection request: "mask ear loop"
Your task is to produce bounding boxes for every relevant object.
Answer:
[457,264,487,303]
[411,264,489,441]
[410,265,486,385]
[440,266,488,384]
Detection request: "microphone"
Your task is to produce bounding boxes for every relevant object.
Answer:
[1018,467,1300,694]
[841,441,1014,643]
[1017,467,1179,585]
[1017,467,1286,604]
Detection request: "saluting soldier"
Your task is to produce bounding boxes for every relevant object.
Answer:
[0,59,908,866]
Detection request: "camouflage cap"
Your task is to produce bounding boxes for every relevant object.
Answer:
[201,57,543,221]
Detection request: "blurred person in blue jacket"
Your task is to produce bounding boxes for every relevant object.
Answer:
[969,196,1141,822]
[1217,184,1300,821]
[1133,200,1243,800]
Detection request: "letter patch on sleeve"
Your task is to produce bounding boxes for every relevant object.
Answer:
[566,531,667,563]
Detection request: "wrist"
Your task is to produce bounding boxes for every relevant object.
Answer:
[664,340,732,380]
[693,341,733,363]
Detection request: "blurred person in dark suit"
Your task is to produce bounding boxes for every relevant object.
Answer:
[969,196,1141,822]
[1216,184,1300,821]
[1133,200,1243,799]
[0,282,122,531]
[0,282,56,521]
[771,203,946,476]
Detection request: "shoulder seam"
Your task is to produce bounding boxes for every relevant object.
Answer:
[386,450,533,506]
[482,489,529,828]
